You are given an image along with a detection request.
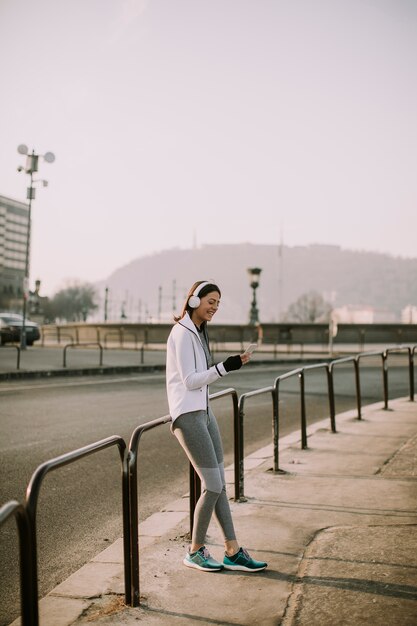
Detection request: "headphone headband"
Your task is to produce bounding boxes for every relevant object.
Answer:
[192,281,210,298]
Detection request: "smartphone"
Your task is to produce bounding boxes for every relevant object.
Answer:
[244,343,258,355]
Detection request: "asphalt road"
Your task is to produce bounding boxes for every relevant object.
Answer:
[0,359,411,626]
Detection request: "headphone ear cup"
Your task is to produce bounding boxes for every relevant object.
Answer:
[188,295,201,309]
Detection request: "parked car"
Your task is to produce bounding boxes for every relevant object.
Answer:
[0,313,41,346]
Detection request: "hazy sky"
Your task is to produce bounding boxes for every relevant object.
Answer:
[1,0,416,296]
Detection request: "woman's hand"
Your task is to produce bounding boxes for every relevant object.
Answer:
[240,352,251,365]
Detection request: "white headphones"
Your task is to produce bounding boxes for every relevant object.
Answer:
[188,281,211,308]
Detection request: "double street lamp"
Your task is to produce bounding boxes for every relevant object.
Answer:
[17,144,55,349]
[247,267,262,325]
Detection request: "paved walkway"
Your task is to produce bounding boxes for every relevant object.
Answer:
[10,398,417,625]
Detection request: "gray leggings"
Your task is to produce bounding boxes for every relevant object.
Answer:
[172,407,236,546]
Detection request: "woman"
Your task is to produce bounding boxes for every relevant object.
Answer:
[166,280,267,573]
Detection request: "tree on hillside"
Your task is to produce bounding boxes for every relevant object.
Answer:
[284,291,332,323]
[45,282,98,322]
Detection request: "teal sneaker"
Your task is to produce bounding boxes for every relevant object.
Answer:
[223,547,267,572]
[183,546,224,572]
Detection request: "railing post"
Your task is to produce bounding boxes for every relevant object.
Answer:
[409,347,414,402]
[127,417,171,606]
[189,464,201,538]
[121,453,132,606]
[232,393,241,501]
[0,501,37,626]
[128,447,140,606]
[272,384,281,472]
[327,364,337,433]
[354,357,362,420]
[383,351,389,410]
[299,370,308,449]
[237,399,245,500]
[272,383,279,472]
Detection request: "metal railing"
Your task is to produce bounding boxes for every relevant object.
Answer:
[1,344,415,622]
[236,346,416,499]
[25,436,129,623]
[63,342,104,367]
[102,329,144,351]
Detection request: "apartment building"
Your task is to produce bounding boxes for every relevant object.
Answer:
[0,194,29,309]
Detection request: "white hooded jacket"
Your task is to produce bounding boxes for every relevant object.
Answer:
[166,312,229,421]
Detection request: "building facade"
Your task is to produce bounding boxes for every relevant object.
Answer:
[332,304,398,323]
[0,194,29,311]
[401,305,417,324]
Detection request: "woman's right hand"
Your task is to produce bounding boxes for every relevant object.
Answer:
[240,352,251,365]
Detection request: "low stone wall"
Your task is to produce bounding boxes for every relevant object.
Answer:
[40,322,417,348]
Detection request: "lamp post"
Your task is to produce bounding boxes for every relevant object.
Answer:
[247,267,262,325]
[17,144,55,349]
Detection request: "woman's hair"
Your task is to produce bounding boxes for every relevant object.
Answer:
[174,280,221,322]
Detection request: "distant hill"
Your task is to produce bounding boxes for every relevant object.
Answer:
[96,244,417,323]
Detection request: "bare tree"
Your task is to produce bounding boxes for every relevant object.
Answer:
[285,291,332,323]
[46,282,98,322]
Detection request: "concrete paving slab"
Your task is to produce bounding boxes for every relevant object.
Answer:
[138,511,188,537]
[91,538,125,564]
[282,525,417,626]
[50,561,124,598]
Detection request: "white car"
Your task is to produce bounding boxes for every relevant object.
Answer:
[0,313,41,346]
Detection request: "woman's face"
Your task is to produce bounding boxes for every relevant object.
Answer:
[192,290,221,326]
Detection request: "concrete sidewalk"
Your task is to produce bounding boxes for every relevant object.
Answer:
[11,397,417,625]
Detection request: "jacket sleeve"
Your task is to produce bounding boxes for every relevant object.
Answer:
[174,327,228,390]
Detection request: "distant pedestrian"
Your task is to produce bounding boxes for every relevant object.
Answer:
[166,280,267,573]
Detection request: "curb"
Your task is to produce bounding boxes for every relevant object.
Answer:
[0,357,333,382]
[0,364,165,381]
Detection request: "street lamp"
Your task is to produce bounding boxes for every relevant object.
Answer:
[247,267,262,325]
[17,144,55,349]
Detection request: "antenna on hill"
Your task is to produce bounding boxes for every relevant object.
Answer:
[172,279,176,313]
[278,225,284,321]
